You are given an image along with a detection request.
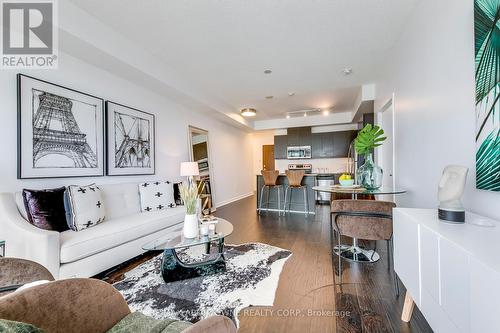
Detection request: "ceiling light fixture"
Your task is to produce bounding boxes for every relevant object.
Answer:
[323,110,330,116]
[288,92,295,96]
[240,108,257,117]
[264,69,272,74]
[343,67,353,75]
[286,114,290,119]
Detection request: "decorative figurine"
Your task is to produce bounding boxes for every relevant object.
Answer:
[438,165,469,223]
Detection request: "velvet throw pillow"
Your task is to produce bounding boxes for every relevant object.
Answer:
[64,184,106,231]
[22,187,69,232]
[138,181,176,212]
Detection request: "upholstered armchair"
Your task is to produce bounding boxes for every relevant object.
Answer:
[0,258,236,333]
[0,257,55,296]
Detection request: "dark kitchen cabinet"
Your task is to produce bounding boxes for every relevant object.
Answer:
[311,130,357,158]
[332,131,357,157]
[274,135,287,159]
[287,127,311,147]
[312,132,334,158]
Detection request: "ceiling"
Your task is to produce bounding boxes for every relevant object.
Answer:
[68,0,417,122]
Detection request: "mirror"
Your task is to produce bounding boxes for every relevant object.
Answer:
[188,126,215,213]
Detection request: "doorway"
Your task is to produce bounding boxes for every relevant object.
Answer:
[262,145,275,171]
[188,126,215,212]
[376,94,396,200]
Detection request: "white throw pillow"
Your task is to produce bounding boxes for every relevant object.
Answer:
[139,181,176,212]
[64,184,106,231]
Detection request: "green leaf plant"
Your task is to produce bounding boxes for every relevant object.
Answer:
[354,124,387,156]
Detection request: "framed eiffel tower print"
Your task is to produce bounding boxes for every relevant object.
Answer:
[105,101,155,176]
[17,74,105,179]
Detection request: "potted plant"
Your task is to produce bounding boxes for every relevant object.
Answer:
[354,124,387,190]
[179,183,199,238]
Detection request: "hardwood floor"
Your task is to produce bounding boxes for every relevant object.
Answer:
[99,195,432,333]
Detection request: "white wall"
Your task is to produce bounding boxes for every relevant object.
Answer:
[375,0,500,220]
[0,52,254,207]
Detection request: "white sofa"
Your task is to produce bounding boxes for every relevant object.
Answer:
[0,182,185,279]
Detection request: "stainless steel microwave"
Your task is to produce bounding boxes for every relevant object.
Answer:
[287,146,312,159]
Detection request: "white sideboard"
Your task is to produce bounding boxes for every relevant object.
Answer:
[393,208,500,333]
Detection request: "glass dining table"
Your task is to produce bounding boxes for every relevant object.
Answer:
[312,186,407,263]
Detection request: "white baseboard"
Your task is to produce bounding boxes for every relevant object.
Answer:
[216,191,255,208]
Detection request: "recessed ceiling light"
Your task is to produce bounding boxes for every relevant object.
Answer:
[288,92,295,96]
[240,108,257,117]
[323,110,330,116]
[286,114,290,119]
[264,69,272,74]
[265,95,274,99]
[343,67,353,75]
[303,113,307,117]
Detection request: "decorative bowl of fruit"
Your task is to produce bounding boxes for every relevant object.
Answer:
[339,174,355,187]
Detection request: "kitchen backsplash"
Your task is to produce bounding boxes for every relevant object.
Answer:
[275,158,349,174]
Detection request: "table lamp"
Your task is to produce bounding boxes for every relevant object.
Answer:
[180,162,199,188]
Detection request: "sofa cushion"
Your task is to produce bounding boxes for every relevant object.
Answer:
[64,184,106,231]
[138,181,176,212]
[99,183,141,220]
[59,207,185,264]
[22,187,69,232]
[14,192,28,221]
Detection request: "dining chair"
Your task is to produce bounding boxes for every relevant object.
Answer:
[259,170,284,216]
[330,199,399,296]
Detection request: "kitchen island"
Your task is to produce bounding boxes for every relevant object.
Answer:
[256,173,341,215]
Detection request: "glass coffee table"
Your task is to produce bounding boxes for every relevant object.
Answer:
[142,218,233,282]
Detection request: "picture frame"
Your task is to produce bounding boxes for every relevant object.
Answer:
[17,74,105,179]
[105,101,155,176]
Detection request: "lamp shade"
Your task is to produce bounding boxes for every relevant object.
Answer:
[180,162,199,177]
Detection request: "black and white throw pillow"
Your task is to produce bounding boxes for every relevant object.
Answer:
[139,181,176,212]
[64,184,106,231]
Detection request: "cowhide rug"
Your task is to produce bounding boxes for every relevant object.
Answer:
[113,243,292,327]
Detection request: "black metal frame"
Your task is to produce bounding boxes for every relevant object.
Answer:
[105,100,156,176]
[330,210,399,296]
[160,238,226,282]
[17,74,106,179]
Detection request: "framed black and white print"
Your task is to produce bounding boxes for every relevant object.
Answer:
[17,74,105,179]
[105,101,155,176]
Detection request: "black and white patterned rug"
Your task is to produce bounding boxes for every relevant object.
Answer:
[113,243,292,327]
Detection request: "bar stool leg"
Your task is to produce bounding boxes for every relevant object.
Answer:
[266,186,271,211]
[283,186,288,214]
[303,186,308,217]
[277,186,281,216]
[288,187,293,213]
[258,185,265,214]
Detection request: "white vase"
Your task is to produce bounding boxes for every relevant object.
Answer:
[183,213,199,238]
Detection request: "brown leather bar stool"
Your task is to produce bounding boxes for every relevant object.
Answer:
[258,170,284,216]
[284,170,309,216]
[330,199,399,296]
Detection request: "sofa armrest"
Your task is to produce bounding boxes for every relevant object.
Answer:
[0,278,131,333]
[182,315,237,333]
[0,193,60,278]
